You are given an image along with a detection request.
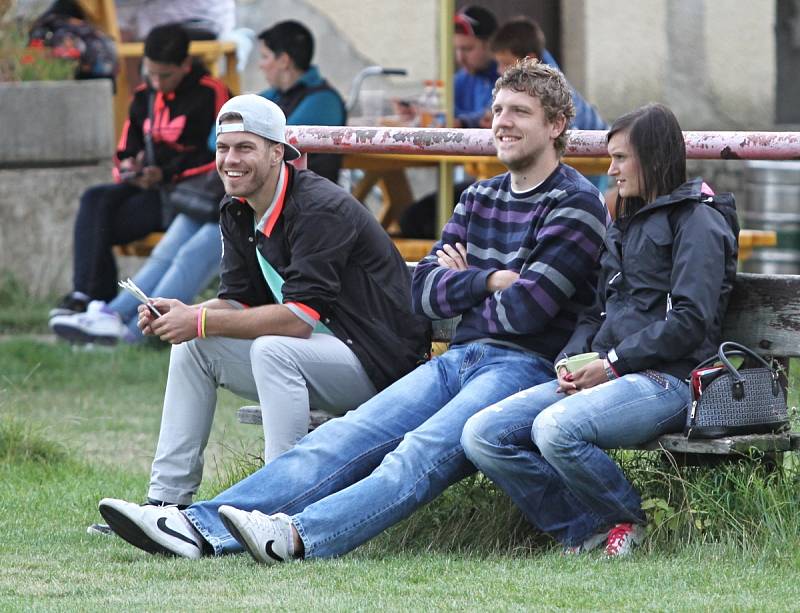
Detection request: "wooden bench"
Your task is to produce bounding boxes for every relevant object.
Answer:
[114,232,165,257]
[238,271,799,460]
[115,232,434,263]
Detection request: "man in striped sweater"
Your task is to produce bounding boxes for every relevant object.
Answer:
[96,59,609,563]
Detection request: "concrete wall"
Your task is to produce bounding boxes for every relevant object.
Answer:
[235,0,775,130]
[0,164,114,297]
[0,80,115,165]
[0,80,116,298]
[563,0,775,130]
[235,0,439,111]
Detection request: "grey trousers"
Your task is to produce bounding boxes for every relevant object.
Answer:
[148,333,377,505]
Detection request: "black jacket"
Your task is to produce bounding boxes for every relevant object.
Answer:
[218,165,431,391]
[118,62,229,182]
[561,178,738,379]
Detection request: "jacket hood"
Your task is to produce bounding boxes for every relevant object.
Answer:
[634,177,705,216]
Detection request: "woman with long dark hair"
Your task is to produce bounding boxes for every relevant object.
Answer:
[461,103,738,557]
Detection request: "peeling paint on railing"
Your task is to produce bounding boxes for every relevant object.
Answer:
[285,126,800,160]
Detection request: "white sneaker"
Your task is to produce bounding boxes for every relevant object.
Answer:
[218,505,293,564]
[562,529,609,555]
[50,301,132,345]
[98,498,204,559]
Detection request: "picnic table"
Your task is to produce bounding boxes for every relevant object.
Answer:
[77,0,240,138]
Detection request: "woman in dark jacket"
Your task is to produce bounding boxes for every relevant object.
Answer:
[460,103,738,558]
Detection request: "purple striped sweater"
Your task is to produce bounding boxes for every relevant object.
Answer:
[412,163,609,360]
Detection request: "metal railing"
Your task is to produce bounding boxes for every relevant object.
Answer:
[285,126,800,160]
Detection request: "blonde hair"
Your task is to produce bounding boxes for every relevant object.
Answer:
[493,58,575,155]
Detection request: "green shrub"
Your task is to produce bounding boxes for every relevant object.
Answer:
[0,416,69,464]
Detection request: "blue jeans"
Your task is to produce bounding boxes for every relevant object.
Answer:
[184,343,555,557]
[461,373,690,546]
[108,214,221,341]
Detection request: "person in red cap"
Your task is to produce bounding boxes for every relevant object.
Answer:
[398,6,500,238]
[452,5,499,128]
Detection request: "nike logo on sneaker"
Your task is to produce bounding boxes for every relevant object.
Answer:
[157,517,200,549]
[264,540,285,562]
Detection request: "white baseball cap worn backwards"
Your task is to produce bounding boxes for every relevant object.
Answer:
[216,94,301,161]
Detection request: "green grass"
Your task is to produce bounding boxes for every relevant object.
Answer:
[2,454,800,611]
[3,291,800,609]
[0,272,52,334]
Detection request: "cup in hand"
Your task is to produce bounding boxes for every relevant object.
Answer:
[556,352,600,373]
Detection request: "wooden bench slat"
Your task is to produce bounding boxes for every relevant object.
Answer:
[237,406,332,431]
[721,273,800,358]
[114,232,165,257]
[236,405,796,457]
[637,432,792,455]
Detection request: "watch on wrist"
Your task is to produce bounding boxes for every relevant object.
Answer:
[603,358,618,381]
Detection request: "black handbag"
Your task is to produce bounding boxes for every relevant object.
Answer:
[161,171,225,223]
[142,92,224,224]
[684,341,789,439]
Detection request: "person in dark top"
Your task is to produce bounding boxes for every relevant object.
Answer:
[462,103,738,558]
[399,5,499,239]
[256,20,346,183]
[96,95,428,517]
[50,23,228,318]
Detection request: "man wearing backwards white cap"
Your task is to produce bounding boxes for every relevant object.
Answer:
[101,94,429,511]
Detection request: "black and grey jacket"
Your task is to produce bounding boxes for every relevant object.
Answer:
[218,165,431,392]
[560,178,738,380]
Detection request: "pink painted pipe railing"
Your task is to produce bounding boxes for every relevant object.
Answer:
[285,126,800,160]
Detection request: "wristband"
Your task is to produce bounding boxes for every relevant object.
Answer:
[196,307,204,339]
[201,307,208,339]
[603,358,618,381]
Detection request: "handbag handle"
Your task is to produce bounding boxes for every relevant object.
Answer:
[716,341,779,401]
[717,341,773,373]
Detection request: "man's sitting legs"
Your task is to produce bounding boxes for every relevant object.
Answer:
[249,333,376,461]
[157,343,553,559]
[147,332,377,506]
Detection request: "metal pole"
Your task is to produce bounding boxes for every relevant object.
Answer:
[437,0,456,232]
[285,126,800,160]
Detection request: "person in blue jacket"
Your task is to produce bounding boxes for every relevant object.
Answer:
[209,20,346,183]
[452,5,499,128]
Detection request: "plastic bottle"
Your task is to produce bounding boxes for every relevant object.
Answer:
[419,80,446,128]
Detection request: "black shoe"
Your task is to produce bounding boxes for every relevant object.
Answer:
[87,522,115,536]
[146,497,188,510]
[49,291,90,318]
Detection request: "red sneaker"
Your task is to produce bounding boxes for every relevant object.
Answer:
[603,523,645,558]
